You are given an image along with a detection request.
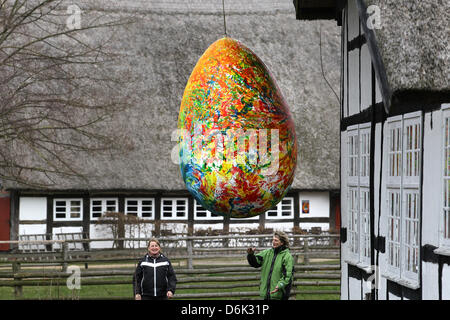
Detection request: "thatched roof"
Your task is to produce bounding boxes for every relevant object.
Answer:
[4,0,341,191]
[362,0,449,110]
[295,0,449,111]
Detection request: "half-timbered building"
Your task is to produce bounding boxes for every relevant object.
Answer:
[0,0,342,251]
[295,0,450,300]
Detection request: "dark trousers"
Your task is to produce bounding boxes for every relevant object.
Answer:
[141,295,168,300]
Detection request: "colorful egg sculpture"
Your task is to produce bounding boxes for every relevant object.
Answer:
[178,37,297,218]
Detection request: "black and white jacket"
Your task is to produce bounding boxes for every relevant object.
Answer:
[134,253,177,297]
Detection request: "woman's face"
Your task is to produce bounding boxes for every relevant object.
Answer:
[148,241,160,256]
[272,236,282,248]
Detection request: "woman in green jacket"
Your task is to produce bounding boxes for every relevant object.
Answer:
[247,231,294,300]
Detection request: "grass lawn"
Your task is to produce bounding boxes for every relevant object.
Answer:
[0,258,340,300]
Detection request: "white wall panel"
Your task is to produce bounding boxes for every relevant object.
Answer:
[348,50,360,116]
[264,222,292,232]
[19,197,47,220]
[443,264,450,300]
[18,224,46,235]
[348,276,361,300]
[360,43,371,110]
[299,192,330,218]
[89,224,114,249]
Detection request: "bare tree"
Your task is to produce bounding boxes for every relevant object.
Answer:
[0,0,134,187]
[95,212,146,249]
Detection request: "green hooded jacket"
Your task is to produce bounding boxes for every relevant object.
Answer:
[247,246,294,300]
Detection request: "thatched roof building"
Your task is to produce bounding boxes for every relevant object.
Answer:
[3,0,341,192]
[294,0,450,300]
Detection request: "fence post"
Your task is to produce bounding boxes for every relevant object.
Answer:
[303,238,310,265]
[12,262,22,299]
[187,239,193,270]
[61,242,68,272]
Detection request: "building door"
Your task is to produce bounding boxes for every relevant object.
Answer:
[0,195,10,251]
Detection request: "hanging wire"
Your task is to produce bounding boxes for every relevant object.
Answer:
[319,22,340,104]
[222,0,227,37]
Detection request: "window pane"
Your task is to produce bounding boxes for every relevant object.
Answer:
[70,211,80,219]
[267,211,277,217]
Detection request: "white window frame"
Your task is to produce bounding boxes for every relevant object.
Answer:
[383,112,421,288]
[440,107,450,248]
[160,198,188,220]
[125,198,155,220]
[345,123,372,268]
[90,198,118,220]
[265,197,294,220]
[53,199,83,221]
[386,189,401,275]
[194,199,222,220]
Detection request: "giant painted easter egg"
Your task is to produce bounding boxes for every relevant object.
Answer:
[178,37,297,218]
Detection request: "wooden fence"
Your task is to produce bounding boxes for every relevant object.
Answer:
[0,234,340,300]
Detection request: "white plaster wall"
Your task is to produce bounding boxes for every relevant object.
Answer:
[264,222,293,232]
[89,224,114,249]
[348,276,361,300]
[229,223,259,233]
[19,197,47,220]
[18,224,47,251]
[299,192,330,218]
[124,222,154,249]
[443,264,450,300]
[194,223,224,231]
[18,224,46,235]
[53,227,83,250]
[421,110,442,299]
[160,222,188,235]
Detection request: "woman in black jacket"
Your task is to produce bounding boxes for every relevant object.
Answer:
[134,238,177,300]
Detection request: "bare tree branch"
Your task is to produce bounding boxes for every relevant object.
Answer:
[0,0,136,188]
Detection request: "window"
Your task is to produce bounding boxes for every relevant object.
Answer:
[387,190,401,271]
[194,200,222,220]
[348,187,359,257]
[54,199,83,221]
[384,112,421,287]
[441,109,450,247]
[90,198,118,220]
[346,123,371,267]
[161,198,188,220]
[125,198,155,219]
[265,197,294,219]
